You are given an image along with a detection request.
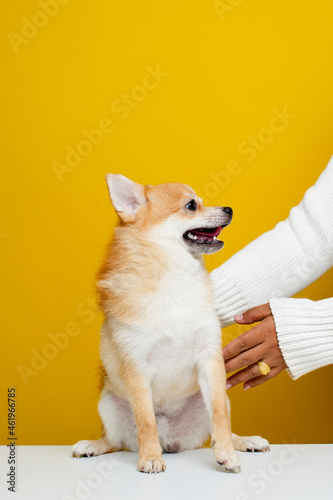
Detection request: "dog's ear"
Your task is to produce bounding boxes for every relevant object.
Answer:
[105,174,147,222]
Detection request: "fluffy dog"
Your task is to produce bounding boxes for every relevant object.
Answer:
[73,175,269,473]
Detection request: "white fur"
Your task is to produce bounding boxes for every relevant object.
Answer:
[105,173,147,218]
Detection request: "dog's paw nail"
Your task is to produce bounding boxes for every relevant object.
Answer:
[217,460,241,474]
[138,457,166,474]
[72,440,102,458]
[237,436,270,453]
[215,449,241,474]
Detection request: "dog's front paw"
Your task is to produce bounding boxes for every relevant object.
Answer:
[72,440,102,458]
[137,456,166,474]
[234,435,270,453]
[214,446,241,473]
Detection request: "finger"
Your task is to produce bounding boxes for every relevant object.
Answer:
[226,363,262,389]
[243,366,282,389]
[224,343,266,373]
[244,366,285,390]
[234,303,271,324]
[243,375,267,389]
[222,323,266,360]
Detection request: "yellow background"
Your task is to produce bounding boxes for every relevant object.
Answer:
[1,0,333,445]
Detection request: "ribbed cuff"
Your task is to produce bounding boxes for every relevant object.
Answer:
[210,267,250,327]
[269,297,333,380]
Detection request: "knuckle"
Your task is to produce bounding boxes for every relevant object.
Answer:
[238,338,248,350]
[250,367,259,378]
[239,355,249,367]
[266,329,273,339]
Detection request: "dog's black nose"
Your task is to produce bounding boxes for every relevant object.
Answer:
[223,207,233,216]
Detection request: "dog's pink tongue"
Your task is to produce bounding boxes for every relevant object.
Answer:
[191,227,222,238]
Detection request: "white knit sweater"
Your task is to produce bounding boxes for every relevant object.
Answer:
[211,156,333,380]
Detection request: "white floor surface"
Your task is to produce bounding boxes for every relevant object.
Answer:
[1,444,332,500]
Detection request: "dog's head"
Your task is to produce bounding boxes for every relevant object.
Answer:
[105,174,232,255]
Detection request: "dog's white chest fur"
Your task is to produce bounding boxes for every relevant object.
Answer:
[101,246,221,408]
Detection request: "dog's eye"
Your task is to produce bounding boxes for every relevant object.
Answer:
[185,200,197,211]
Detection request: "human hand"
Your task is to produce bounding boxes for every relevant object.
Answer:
[223,303,287,390]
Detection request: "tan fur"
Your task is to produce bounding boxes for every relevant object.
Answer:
[97,363,107,394]
[208,352,237,463]
[97,227,167,323]
[120,361,165,470]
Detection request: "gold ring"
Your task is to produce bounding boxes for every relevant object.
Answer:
[257,361,271,376]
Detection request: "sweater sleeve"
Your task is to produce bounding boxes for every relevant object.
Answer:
[269,297,333,380]
[210,155,333,327]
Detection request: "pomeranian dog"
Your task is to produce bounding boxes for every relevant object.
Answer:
[72,175,269,473]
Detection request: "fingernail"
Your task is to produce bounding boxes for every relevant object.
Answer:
[226,383,232,390]
[234,313,243,322]
[244,385,251,390]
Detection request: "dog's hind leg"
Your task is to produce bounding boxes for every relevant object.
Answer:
[72,388,137,458]
[72,434,118,457]
[232,433,270,452]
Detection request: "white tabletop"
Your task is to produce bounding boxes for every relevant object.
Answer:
[1,445,332,500]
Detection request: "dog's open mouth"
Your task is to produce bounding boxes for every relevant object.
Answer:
[183,226,226,251]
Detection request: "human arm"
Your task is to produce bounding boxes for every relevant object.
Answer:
[210,156,333,328]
